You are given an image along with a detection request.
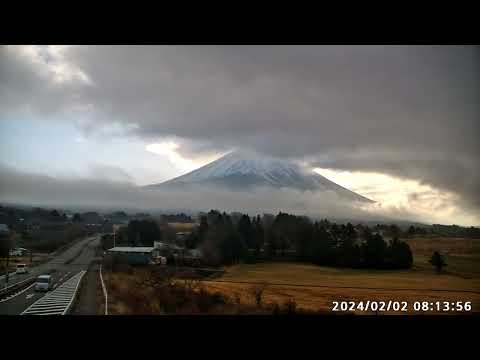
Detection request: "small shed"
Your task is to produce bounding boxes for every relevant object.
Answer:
[107,246,156,265]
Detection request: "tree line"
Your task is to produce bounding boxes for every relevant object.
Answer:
[101,219,163,250]
[185,211,414,269]
[97,211,457,273]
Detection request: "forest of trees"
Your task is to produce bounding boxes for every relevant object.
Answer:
[160,213,193,223]
[113,220,163,247]
[185,210,414,270]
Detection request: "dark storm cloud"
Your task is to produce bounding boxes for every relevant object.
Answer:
[1,45,479,210]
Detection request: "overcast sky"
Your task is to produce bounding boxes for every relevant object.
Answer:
[0,45,478,225]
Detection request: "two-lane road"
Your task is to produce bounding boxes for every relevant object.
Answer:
[0,235,101,315]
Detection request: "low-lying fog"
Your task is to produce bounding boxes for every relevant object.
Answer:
[0,165,475,226]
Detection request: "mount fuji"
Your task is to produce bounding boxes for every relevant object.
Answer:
[145,151,373,203]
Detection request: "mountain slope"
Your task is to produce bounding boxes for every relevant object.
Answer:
[145,151,374,203]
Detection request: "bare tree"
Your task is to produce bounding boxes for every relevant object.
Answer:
[0,232,15,283]
[249,282,268,308]
[284,297,297,315]
[233,292,241,306]
[183,278,201,292]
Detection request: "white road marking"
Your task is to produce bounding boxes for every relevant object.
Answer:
[21,271,86,315]
[26,293,34,300]
[0,283,36,303]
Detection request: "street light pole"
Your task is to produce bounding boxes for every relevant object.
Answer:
[5,251,9,284]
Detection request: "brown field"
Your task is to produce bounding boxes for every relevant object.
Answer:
[104,235,480,315]
[103,267,272,315]
[168,222,198,232]
[200,236,480,315]
[406,236,478,256]
[201,262,480,315]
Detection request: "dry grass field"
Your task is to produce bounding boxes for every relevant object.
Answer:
[201,262,480,315]
[104,235,480,315]
[168,222,198,232]
[201,237,480,315]
[103,267,272,315]
[406,236,477,256]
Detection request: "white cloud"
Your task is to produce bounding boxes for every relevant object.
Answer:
[315,168,478,225]
[5,45,92,85]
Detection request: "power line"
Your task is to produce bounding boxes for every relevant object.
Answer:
[200,279,480,294]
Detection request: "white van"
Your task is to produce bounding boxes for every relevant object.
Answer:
[16,264,28,274]
[35,275,53,292]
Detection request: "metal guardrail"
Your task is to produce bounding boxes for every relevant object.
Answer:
[99,264,108,315]
[0,271,16,281]
[0,276,36,300]
[21,270,86,315]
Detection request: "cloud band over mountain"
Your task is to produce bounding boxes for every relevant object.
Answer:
[1,45,479,223]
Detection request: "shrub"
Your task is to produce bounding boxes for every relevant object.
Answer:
[249,282,268,308]
[284,298,297,315]
[111,254,133,273]
[233,292,241,306]
[103,254,114,271]
[272,303,281,316]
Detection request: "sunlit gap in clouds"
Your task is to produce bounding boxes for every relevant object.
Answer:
[314,168,477,226]
[145,142,220,174]
[313,168,430,203]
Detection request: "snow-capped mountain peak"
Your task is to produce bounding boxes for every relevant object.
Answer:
[174,150,303,183]
[145,150,373,203]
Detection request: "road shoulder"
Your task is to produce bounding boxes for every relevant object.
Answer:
[72,261,104,315]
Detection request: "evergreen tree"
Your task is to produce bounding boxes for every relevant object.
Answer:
[185,232,200,249]
[429,251,447,273]
[265,228,278,257]
[338,223,357,266]
[127,220,162,246]
[220,214,246,264]
[362,232,387,268]
[388,237,413,269]
[253,216,264,256]
[198,215,209,243]
[408,225,415,237]
[237,214,254,249]
[389,224,400,238]
[310,223,336,265]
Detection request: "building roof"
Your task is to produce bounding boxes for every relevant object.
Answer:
[154,241,184,250]
[11,247,27,252]
[0,224,9,232]
[107,247,155,253]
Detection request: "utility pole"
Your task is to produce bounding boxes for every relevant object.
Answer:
[5,250,9,284]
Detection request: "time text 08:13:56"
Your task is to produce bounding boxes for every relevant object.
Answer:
[331,300,473,313]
